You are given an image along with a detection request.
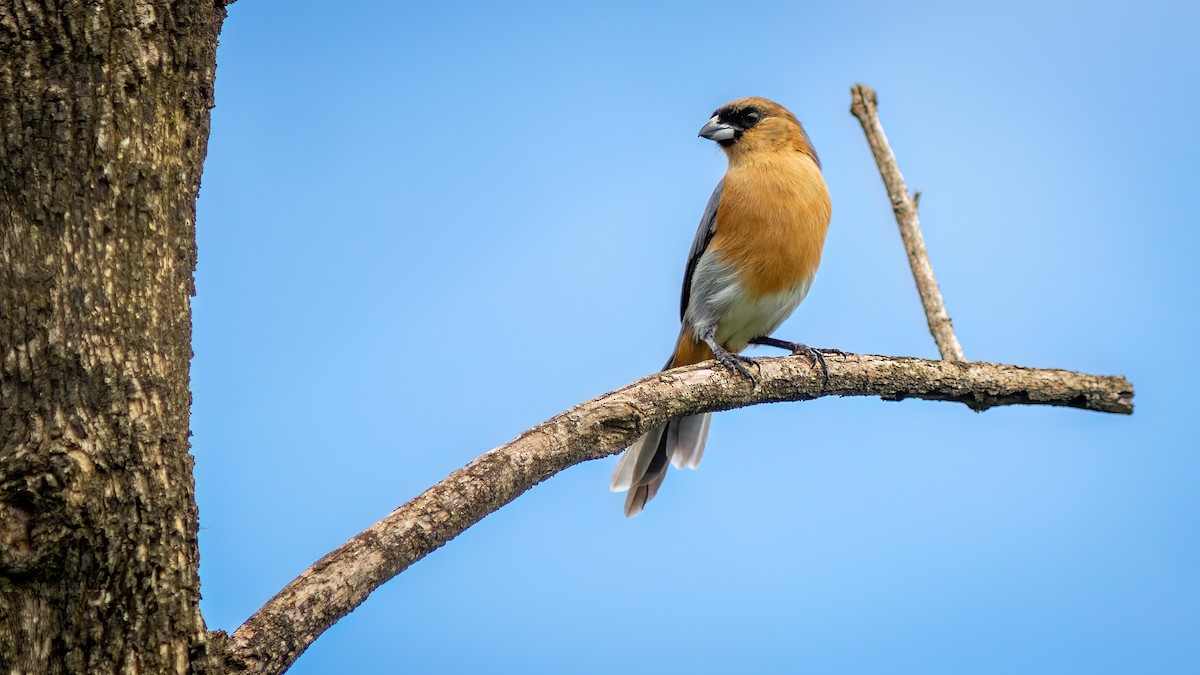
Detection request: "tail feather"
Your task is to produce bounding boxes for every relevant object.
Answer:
[610,413,712,517]
[669,413,711,470]
[610,330,715,516]
[624,467,667,517]
[610,424,666,493]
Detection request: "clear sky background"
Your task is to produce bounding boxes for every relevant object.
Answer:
[193,1,1198,672]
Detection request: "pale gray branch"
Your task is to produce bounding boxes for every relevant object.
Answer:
[220,352,1132,674]
[851,83,967,361]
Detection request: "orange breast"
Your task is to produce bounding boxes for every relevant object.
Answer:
[707,153,831,298]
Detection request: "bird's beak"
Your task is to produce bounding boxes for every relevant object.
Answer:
[698,116,737,142]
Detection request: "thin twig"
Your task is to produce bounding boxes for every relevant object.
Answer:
[220,352,1132,675]
[850,84,966,361]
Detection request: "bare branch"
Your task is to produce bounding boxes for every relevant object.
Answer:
[220,352,1132,674]
[850,84,967,361]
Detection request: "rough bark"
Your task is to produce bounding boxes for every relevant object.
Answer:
[223,353,1132,675]
[0,2,226,673]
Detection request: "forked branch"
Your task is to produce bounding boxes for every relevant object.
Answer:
[851,83,966,361]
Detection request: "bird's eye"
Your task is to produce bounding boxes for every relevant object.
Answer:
[742,109,763,127]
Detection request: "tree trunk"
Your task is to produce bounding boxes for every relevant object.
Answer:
[0,1,225,672]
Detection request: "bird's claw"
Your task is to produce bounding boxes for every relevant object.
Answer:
[789,344,829,386]
[714,350,758,384]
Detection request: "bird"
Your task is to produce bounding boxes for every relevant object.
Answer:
[610,96,832,517]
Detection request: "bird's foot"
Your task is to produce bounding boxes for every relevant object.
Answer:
[701,326,759,384]
[749,336,830,386]
[792,344,829,386]
[713,348,758,383]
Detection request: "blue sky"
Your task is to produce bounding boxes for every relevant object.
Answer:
[194,1,1198,672]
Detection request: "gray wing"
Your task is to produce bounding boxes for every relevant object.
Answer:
[680,179,723,321]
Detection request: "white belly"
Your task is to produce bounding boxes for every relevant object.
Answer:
[685,251,815,352]
[712,276,813,352]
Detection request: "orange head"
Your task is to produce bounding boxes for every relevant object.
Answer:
[698,96,820,167]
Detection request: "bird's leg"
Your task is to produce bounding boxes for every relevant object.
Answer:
[700,326,757,383]
[748,336,831,385]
